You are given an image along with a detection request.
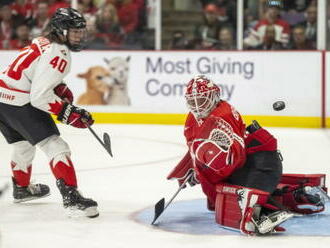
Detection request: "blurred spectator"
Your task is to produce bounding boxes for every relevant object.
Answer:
[194,4,222,43]
[10,0,34,19]
[283,0,314,12]
[244,2,290,49]
[288,25,314,49]
[10,22,31,49]
[281,10,305,27]
[48,0,70,17]
[29,1,50,39]
[199,0,213,8]
[115,0,139,34]
[254,25,285,50]
[168,30,189,50]
[297,4,317,45]
[281,0,308,27]
[213,0,237,29]
[78,0,98,15]
[244,0,259,19]
[85,19,109,50]
[140,28,155,49]
[0,0,13,6]
[95,3,123,48]
[215,26,235,50]
[244,8,258,38]
[194,37,218,50]
[0,4,24,49]
[133,0,147,31]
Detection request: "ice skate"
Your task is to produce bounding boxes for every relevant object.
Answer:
[12,178,50,203]
[254,211,294,234]
[56,179,99,218]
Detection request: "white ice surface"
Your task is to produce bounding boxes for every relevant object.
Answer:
[0,124,330,248]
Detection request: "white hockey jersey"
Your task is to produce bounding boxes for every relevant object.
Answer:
[0,37,71,114]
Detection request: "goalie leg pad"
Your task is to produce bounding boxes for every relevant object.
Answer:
[215,183,268,234]
[11,141,36,186]
[273,174,327,214]
[280,174,327,188]
[215,183,293,235]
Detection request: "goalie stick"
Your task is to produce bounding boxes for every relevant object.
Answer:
[151,172,193,225]
[86,124,113,157]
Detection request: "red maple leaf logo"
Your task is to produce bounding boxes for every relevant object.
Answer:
[48,100,64,114]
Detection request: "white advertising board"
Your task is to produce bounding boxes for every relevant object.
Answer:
[0,51,322,117]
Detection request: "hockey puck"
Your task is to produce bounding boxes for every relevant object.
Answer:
[273,101,285,111]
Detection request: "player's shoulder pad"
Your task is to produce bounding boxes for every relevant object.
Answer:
[32,37,52,53]
[210,101,231,118]
[32,37,69,56]
[209,101,242,123]
[51,42,70,56]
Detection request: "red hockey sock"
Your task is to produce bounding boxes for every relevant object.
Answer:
[11,161,32,187]
[50,154,77,187]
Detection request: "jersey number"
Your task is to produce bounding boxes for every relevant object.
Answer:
[6,44,40,80]
[50,56,67,73]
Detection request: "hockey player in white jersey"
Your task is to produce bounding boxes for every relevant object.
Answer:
[0,8,98,218]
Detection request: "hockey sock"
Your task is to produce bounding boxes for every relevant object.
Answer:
[50,153,77,187]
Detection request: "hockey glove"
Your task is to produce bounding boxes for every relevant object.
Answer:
[274,184,325,214]
[179,169,199,187]
[57,103,94,128]
[167,152,199,187]
[54,83,73,103]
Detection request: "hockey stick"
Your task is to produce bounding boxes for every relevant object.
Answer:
[151,172,193,225]
[86,124,113,157]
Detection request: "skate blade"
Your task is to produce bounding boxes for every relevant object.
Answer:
[13,192,51,203]
[66,206,99,218]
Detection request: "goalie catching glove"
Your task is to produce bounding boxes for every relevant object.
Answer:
[272,174,328,214]
[57,102,94,128]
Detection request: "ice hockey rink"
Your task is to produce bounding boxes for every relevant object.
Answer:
[1,124,330,248]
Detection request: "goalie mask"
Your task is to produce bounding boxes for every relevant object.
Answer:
[49,8,87,52]
[185,75,221,119]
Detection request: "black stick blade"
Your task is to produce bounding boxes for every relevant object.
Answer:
[151,198,165,225]
[103,133,113,157]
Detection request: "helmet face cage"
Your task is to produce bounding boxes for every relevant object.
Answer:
[50,8,87,51]
[185,76,220,119]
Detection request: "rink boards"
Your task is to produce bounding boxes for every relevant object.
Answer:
[0,50,329,128]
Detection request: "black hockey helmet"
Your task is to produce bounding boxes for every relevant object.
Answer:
[49,7,87,51]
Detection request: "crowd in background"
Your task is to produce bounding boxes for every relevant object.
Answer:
[0,0,323,50]
[0,0,150,50]
[169,0,318,50]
